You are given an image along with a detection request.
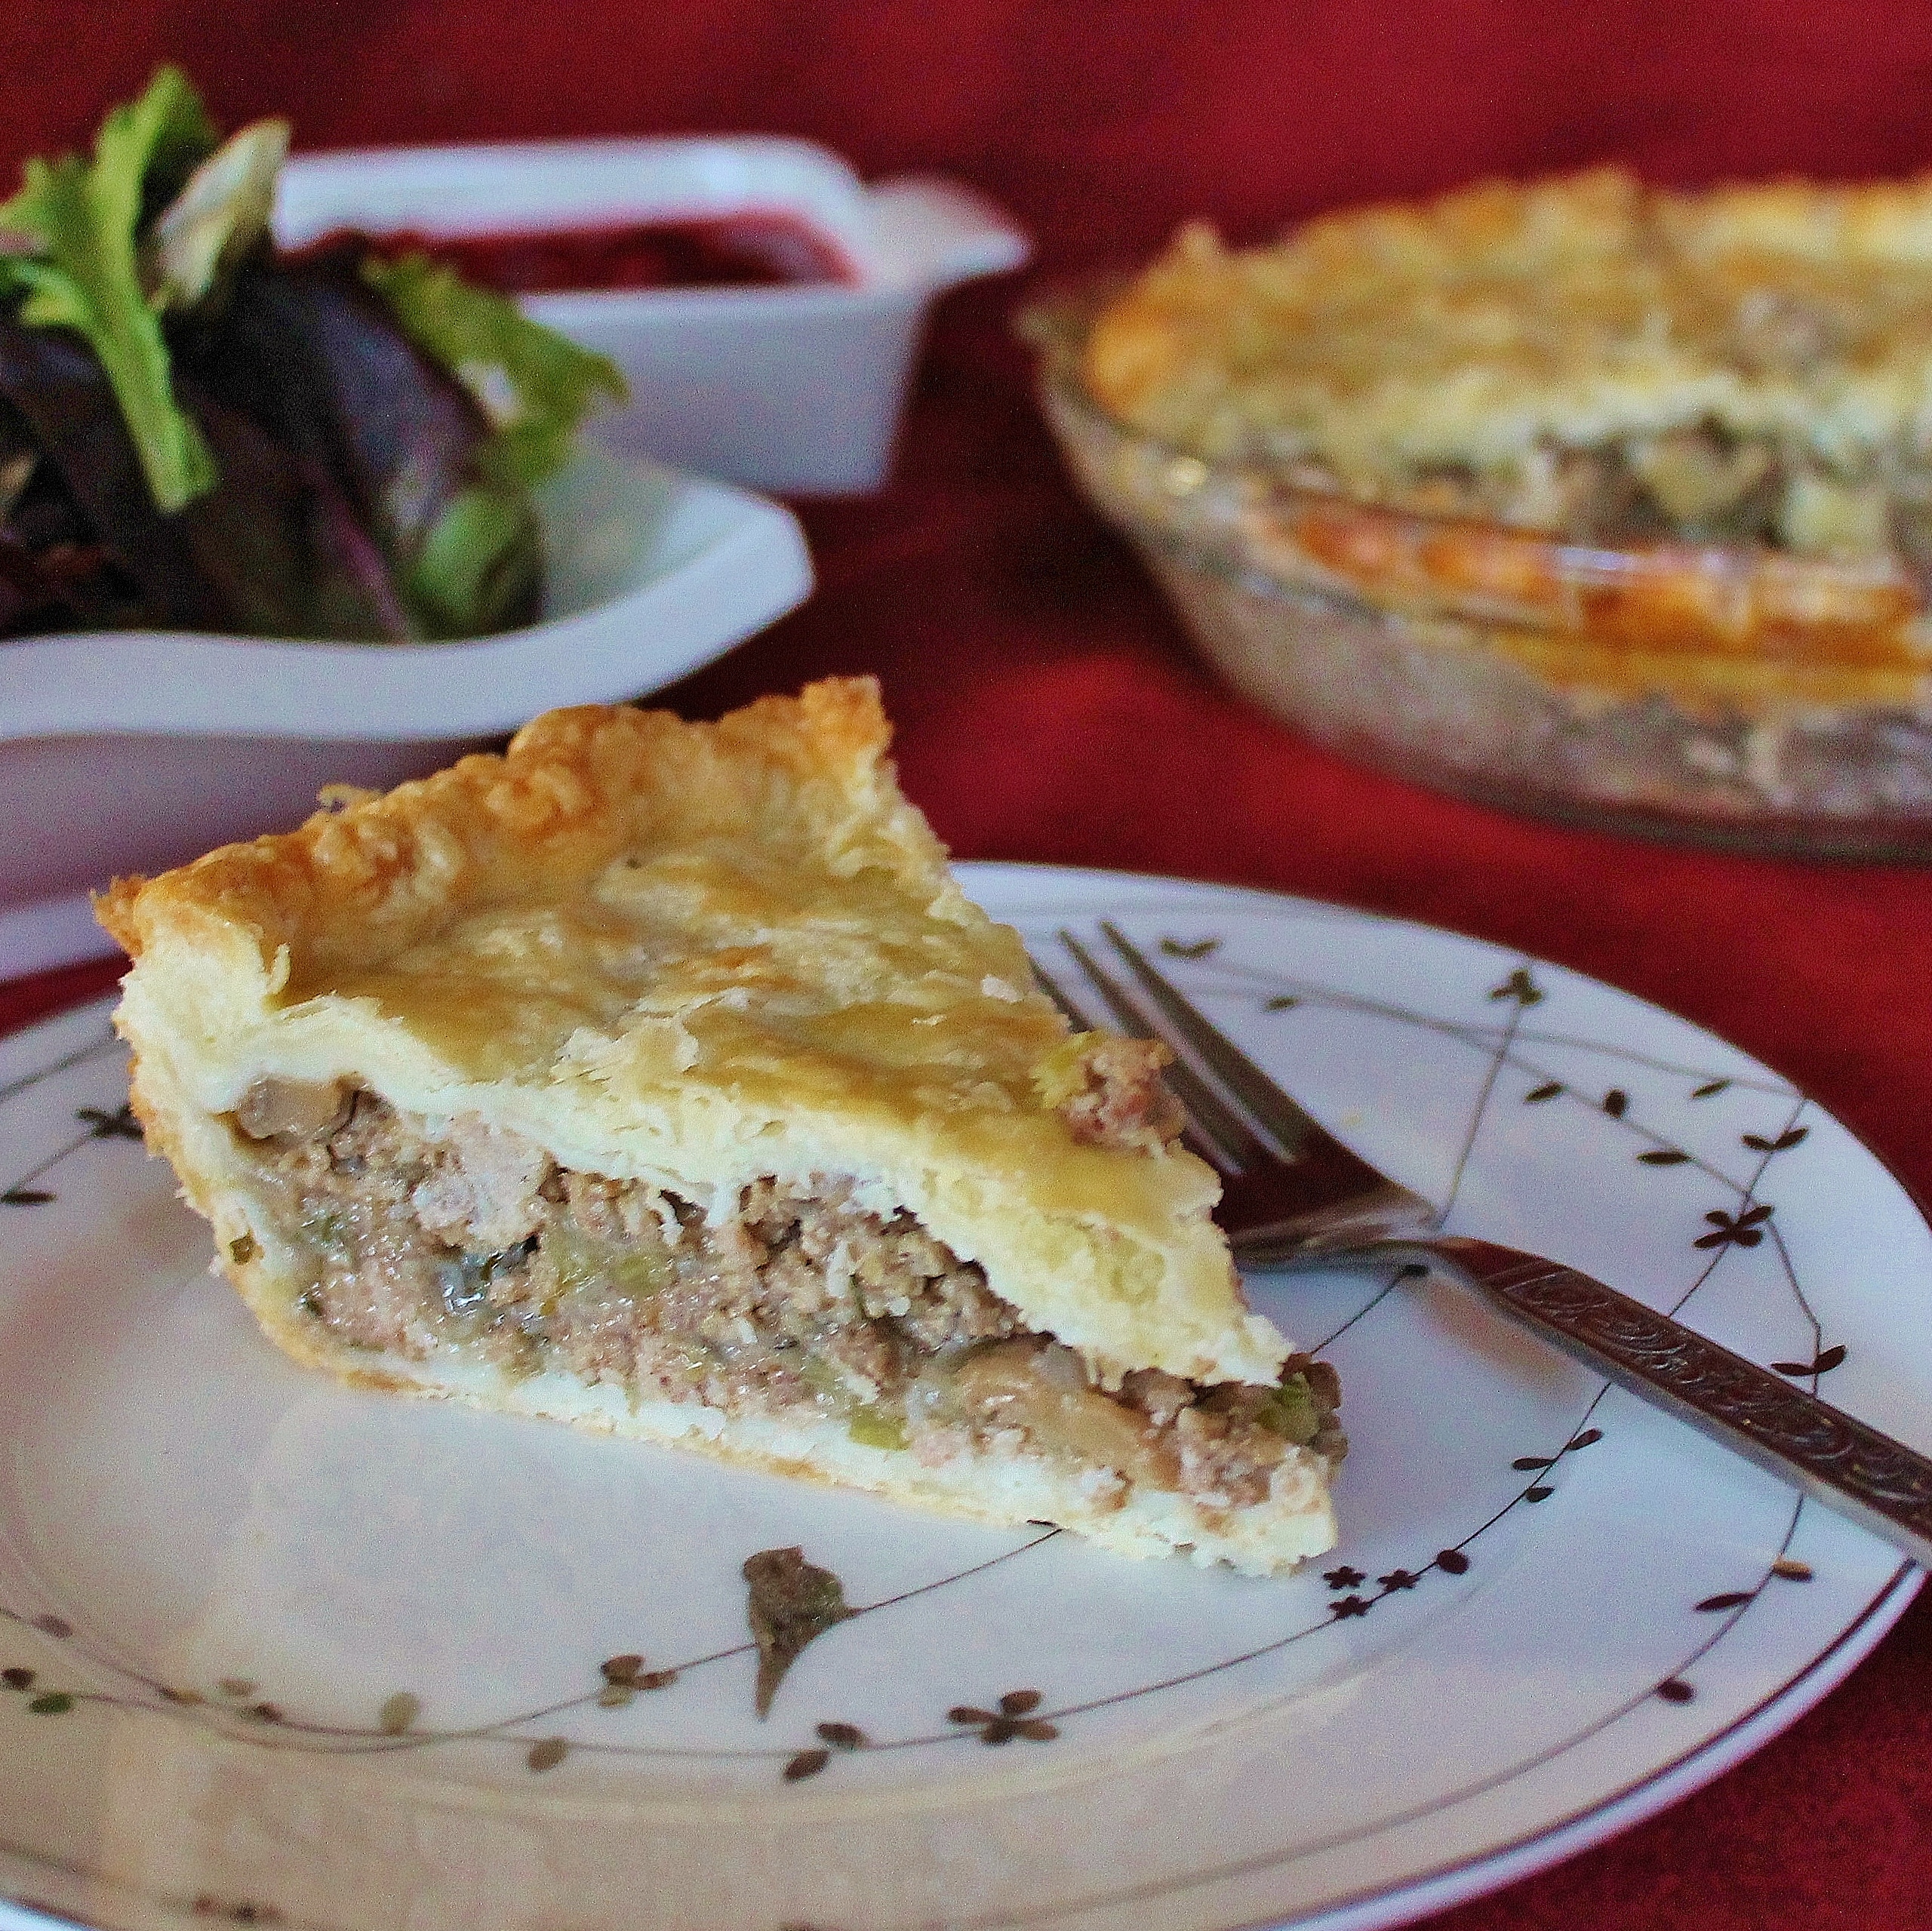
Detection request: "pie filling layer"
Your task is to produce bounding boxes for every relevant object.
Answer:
[229,1080,1343,1511]
[1341,429,1924,566]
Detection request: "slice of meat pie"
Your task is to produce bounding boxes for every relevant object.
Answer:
[99,679,1340,1573]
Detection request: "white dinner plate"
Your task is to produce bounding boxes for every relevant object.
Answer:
[0,866,1921,1931]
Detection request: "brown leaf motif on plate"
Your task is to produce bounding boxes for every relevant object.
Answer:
[744,1545,852,1719]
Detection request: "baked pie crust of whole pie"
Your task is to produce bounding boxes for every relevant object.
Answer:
[98,679,1340,1575]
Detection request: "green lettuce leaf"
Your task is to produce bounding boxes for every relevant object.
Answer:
[359,251,627,485]
[0,67,220,512]
[148,118,290,312]
[360,252,626,634]
[405,482,544,639]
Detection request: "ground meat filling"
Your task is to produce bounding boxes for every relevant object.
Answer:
[229,1080,1343,1511]
[1053,1035,1187,1154]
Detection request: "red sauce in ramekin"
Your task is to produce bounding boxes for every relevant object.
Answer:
[304,213,859,292]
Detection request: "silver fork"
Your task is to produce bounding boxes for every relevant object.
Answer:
[1038,920,1932,1571]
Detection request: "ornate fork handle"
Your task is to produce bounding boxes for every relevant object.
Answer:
[1423,1235,1932,1565]
[1045,921,1932,1570]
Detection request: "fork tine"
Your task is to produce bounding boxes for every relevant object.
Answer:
[1099,921,1334,1162]
[1028,956,1088,1033]
[1055,930,1273,1173]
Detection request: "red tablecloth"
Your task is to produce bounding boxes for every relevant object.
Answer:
[7,7,1932,1925]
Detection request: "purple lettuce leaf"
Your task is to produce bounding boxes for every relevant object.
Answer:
[0,309,220,629]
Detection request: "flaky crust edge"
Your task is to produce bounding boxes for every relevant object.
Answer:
[97,677,936,987]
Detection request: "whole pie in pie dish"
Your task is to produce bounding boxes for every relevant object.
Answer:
[98,679,1341,1575]
[1031,169,1932,854]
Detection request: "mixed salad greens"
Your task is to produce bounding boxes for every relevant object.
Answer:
[0,69,625,641]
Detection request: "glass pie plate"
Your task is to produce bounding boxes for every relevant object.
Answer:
[1026,295,1932,858]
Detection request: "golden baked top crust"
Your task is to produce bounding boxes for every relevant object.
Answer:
[100,679,1284,1387]
[1082,168,1932,561]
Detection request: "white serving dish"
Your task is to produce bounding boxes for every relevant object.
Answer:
[0,449,811,979]
[275,137,1032,495]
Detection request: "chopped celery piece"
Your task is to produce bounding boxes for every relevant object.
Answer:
[545,1222,669,1300]
[848,1406,909,1451]
[799,1354,906,1446]
[800,1354,851,1407]
[1258,1370,1321,1445]
[299,1204,346,1251]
